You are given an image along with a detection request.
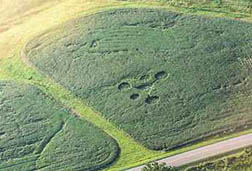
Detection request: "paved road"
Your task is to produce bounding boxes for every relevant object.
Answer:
[128,133,252,171]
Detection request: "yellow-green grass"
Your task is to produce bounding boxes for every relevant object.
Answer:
[0,45,161,170]
[1,0,252,170]
[2,43,252,170]
[0,81,119,171]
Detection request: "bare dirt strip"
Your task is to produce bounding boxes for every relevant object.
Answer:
[128,133,252,170]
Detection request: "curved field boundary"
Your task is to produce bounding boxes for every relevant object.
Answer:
[0,81,120,171]
[1,0,252,170]
[20,35,161,170]
[24,7,252,151]
[21,8,252,170]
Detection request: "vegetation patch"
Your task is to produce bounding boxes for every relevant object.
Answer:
[26,8,252,151]
[0,81,119,171]
[186,148,252,171]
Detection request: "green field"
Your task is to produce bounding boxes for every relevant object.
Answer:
[26,8,252,151]
[0,81,119,170]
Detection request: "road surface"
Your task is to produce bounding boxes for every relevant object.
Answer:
[128,133,252,170]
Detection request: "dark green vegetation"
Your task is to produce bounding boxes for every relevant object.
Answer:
[186,148,252,171]
[142,162,179,171]
[26,8,252,151]
[0,81,119,170]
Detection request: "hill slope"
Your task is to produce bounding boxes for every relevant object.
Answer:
[26,8,252,151]
[0,81,119,170]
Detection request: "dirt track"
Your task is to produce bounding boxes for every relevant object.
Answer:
[128,133,252,170]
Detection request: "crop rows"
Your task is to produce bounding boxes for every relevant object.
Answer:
[26,8,252,150]
[0,81,119,171]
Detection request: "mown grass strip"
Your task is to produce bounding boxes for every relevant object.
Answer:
[1,0,252,170]
[0,43,162,169]
[0,81,119,171]
[25,5,252,152]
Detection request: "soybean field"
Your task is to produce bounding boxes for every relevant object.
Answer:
[25,8,252,151]
[0,81,119,171]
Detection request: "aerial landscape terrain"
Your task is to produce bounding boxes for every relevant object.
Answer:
[2,0,252,170]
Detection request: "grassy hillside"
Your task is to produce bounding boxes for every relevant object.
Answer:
[0,81,119,170]
[26,8,252,151]
[2,0,252,170]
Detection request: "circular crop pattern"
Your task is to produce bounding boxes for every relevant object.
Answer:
[26,8,252,150]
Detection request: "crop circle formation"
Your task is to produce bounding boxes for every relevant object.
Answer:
[26,8,252,150]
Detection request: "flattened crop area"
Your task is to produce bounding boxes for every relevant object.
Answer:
[26,8,252,150]
[0,81,119,170]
